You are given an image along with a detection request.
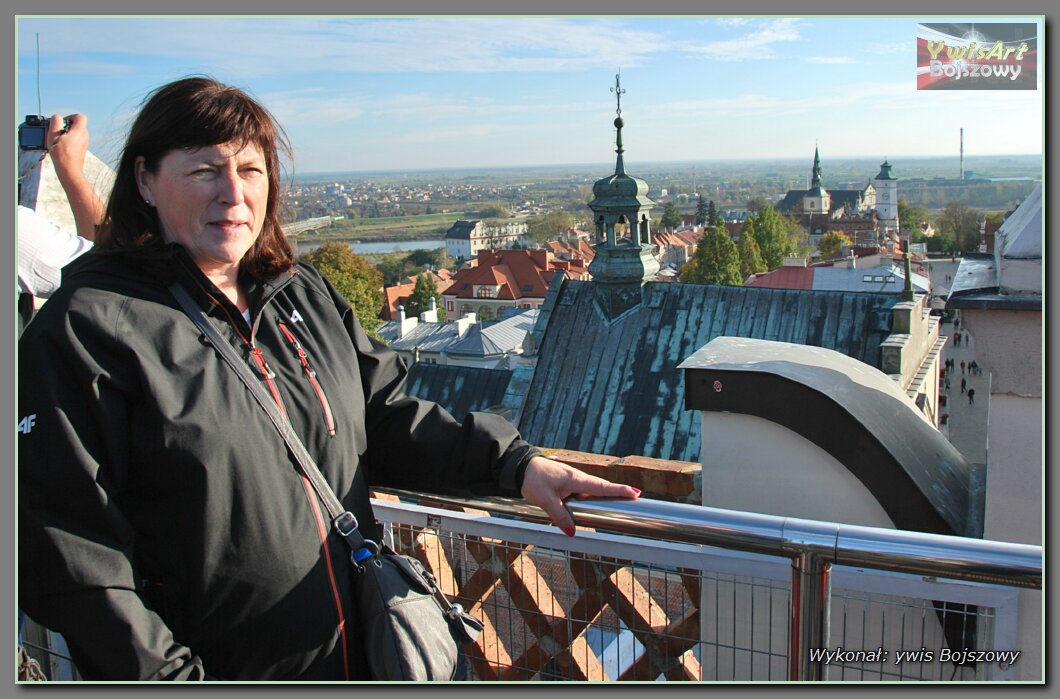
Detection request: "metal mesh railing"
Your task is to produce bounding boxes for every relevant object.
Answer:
[18,493,1039,682]
[374,492,1040,682]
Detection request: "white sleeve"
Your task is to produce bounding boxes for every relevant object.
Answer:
[17,205,94,298]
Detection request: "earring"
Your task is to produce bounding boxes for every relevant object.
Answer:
[145,198,153,206]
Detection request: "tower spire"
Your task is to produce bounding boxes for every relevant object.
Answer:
[811,144,823,189]
[611,72,626,175]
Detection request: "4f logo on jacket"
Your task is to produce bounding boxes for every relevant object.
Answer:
[290,309,304,324]
[17,414,37,434]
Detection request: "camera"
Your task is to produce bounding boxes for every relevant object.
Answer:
[19,114,68,151]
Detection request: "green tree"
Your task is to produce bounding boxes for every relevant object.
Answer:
[301,242,384,335]
[736,220,766,280]
[936,202,983,252]
[707,200,723,228]
[660,201,682,231]
[750,205,799,270]
[527,210,574,244]
[405,273,447,321]
[695,196,709,226]
[745,196,771,215]
[680,226,741,286]
[817,231,852,260]
[478,204,510,219]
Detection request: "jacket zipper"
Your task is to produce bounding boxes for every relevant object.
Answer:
[276,320,337,437]
[188,272,351,679]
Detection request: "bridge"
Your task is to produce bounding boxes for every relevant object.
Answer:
[281,215,333,237]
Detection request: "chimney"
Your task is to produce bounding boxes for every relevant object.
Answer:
[398,304,418,337]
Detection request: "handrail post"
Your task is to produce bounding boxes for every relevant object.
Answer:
[788,552,831,681]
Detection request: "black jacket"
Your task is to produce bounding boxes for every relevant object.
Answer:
[18,245,537,680]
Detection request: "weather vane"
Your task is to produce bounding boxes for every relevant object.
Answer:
[611,72,625,117]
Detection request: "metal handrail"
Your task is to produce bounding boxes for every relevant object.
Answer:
[375,489,1041,588]
[375,489,1041,681]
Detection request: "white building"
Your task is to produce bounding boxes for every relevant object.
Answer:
[445,219,528,261]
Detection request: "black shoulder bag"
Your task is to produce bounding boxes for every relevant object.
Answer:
[169,284,483,681]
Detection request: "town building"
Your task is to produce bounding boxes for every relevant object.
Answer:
[444,219,529,261]
[381,270,454,321]
[379,305,538,370]
[442,248,585,321]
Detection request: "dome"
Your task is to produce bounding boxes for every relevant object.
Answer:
[592,171,649,200]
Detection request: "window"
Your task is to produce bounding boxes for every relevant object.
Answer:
[862,275,874,282]
[476,286,495,298]
[447,302,454,312]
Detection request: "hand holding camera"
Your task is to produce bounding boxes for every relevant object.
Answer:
[19,113,68,151]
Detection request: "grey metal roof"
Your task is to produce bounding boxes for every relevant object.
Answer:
[482,309,539,351]
[812,266,930,294]
[403,363,514,422]
[517,279,897,463]
[378,321,461,354]
[446,324,505,357]
[996,184,1041,259]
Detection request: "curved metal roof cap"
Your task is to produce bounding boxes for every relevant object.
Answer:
[680,336,976,537]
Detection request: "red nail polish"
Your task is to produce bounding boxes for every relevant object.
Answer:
[563,526,576,537]
[631,487,642,496]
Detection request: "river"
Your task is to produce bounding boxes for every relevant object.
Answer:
[296,238,447,255]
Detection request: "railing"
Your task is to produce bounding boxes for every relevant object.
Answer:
[372,490,1041,682]
[21,491,1041,682]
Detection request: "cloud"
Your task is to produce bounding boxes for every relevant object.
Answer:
[805,56,855,65]
[19,17,670,77]
[714,18,751,27]
[683,18,805,60]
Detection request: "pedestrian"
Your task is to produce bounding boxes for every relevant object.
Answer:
[17,76,642,681]
[954,332,960,347]
[960,377,966,394]
[945,376,951,390]
[954,317,960,331]
[960,360,965,374]
[968,388,975,404]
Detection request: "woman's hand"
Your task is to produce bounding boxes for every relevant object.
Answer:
[520,456,640,536]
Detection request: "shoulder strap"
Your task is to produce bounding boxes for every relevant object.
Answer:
[167,283,367,551]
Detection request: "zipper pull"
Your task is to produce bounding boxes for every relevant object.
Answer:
[249,345,277,379]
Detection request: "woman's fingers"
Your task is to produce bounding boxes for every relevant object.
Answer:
[521,456,641,536]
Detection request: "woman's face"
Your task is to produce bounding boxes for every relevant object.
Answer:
[136,140,269,282]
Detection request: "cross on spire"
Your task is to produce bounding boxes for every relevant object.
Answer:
[611,72,625,116]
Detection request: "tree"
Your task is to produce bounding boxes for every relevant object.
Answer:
[695,196,709,226]
[897,197,932,232]
[936,202,983,252]
[300,242,384,335]
[527,210,574,245]
[660,201,682,231]
[817,231,852,260]
[707,200,723,227]
[680,226,742,286]
[737,220,766,280]
[478,204,510,219]
[750,205,799,270]
[405,273,447,321]
[745,196,771,215]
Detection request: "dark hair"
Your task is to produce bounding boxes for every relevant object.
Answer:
[97,76,295,279]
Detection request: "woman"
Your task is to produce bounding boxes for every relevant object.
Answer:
[18,77,638,681]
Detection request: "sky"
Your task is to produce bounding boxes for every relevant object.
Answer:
[15,15,1045,175]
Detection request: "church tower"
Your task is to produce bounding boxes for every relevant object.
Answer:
[587,74,659,321]
[874,159,900,243]
[802,145,830,214]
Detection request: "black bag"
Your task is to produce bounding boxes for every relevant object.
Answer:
[355,544,483,680]
[169,284,483,681]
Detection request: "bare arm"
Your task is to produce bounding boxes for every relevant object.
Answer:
[47,113,105,241]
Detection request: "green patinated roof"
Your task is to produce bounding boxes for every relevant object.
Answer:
[517,280,897,463]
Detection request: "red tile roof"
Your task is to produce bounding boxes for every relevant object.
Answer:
[444,249,561,300]
[745,266,815,290]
